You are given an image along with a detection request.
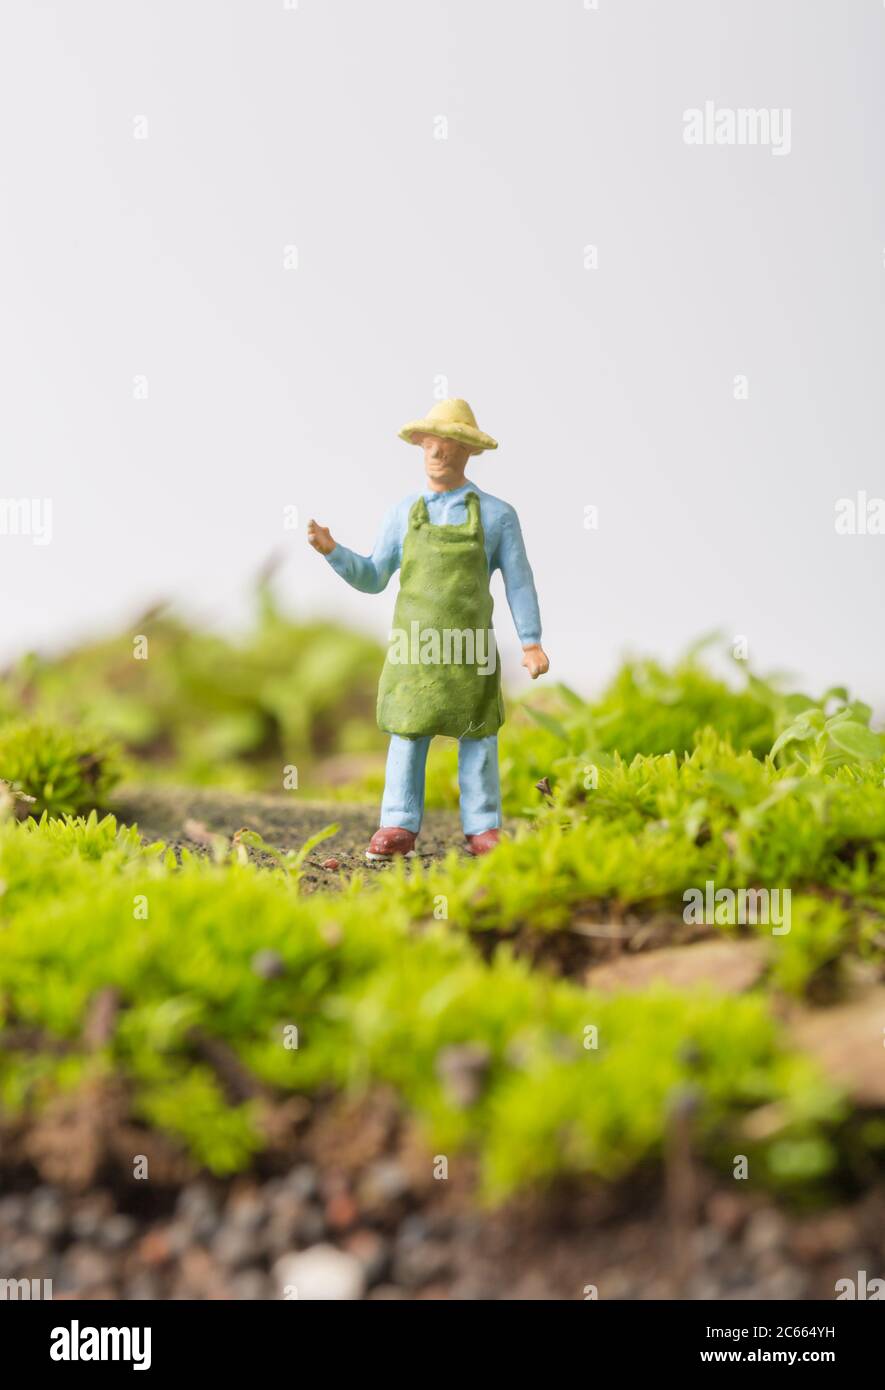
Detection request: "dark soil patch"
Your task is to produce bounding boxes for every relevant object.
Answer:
[111,787,484,890]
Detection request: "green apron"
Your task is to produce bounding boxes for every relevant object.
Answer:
[377,491,505,740]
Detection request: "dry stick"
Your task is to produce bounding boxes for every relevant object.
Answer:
[665,1084,701,1296]
[82,987,121,1051]
[188,1028,268,1104]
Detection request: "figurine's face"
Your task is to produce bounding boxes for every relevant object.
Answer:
[418,432,473,488]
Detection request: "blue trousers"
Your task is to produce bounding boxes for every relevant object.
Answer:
[380,734,502,835]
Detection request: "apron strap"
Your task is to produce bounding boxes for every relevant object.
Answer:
[464,491,481,533]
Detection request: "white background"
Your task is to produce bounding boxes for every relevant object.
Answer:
[1,0,882,704]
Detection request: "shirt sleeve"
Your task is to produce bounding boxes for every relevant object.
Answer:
[324,499,404,594]
[497,506,542,646]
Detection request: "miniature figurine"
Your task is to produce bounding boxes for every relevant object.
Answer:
[308,398,548,859]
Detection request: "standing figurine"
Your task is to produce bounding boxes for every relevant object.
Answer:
[308,398,549,859]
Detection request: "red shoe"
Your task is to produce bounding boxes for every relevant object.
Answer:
[464,829,501,857]
[366,826,418,861]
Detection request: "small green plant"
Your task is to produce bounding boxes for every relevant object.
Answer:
[770,696,884,771]
[232,822,339,885]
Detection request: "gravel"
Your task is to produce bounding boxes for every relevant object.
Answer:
[0,1166,881,1299]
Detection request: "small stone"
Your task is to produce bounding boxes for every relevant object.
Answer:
[343,1229,390,1284]
[322,858,340,871]
[70,1193,114,1241]
[273,1244,366,1301]
[397,1214,429,1245]
[99,1214,137,1251]
[175,1182,220,1240]
[179,1245,224,1298]
[230,1267,270,1300]
[211,1224,256,1270]
[125,1271,162,1300]
[165,1220,195,1257]
[743,1208,786,1257]
[423,1211,455,1239]
[297,1205,328,1244]
[227,1188,267,1233]
[325,1191,359,1232]
[0,1195,27,1230]
[27,1187,66,1240]
[393,1238,451,1290]
[8,1234,47,1270]
[435,1043,491,1108]
[283,1165,318,1201]
[61,1243,114,1292]
[357,1160,411,1214]
[136,1227,173,1267]
[262,1194,305,1254]
[251,950,286,980]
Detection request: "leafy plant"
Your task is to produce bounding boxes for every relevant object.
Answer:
[770,698,884,771]
[232,822,340,885]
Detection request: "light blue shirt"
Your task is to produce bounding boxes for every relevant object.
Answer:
[325,481,542,646]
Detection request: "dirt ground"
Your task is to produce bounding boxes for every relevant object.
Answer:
[111,786,479,889]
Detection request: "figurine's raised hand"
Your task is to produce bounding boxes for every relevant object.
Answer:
[522,644,550,679]
[307,519,336,556]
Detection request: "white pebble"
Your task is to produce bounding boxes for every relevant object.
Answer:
[273,1244,366,1301]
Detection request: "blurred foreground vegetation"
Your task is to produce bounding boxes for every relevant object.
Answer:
[1,593,884,1203]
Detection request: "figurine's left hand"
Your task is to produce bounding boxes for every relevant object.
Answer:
[522,644,550,679]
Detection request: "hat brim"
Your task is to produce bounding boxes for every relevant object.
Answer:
[398,419,498,453]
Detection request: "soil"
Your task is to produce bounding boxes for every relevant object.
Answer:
[110,786,481,889]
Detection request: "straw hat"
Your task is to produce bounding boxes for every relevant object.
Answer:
[398,398,498,454]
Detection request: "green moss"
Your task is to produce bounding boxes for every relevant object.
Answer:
[0,814,842,1196]
[0,722,124,816]
[1,639,883,1201]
